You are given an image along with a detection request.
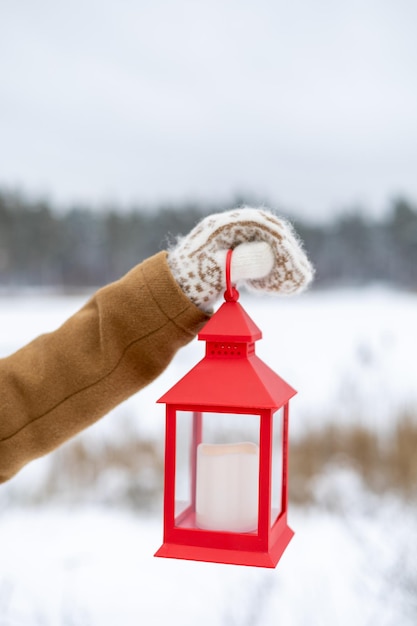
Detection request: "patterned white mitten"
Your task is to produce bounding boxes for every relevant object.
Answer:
[168,207,314,312]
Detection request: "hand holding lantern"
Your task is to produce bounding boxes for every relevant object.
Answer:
[168,206,314,311]
[157,213,313,567]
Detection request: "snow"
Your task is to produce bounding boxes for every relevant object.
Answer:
[1,490,416,625]
[1,285,416,439]
[1,287,417,625]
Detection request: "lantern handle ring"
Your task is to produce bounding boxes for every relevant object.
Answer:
[224,249,240,302]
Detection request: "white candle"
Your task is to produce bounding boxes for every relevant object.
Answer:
[195,442,259,532]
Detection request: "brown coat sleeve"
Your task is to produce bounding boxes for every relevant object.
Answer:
[0,251,210,482]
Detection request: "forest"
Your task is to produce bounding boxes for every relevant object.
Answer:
[0,188,416,291]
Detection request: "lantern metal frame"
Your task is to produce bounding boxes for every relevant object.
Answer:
[155,251,296,568]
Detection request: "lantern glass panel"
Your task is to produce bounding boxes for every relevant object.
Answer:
[174,410,194,520]
[174,410,260,533]
[201,411,260,446]
[271,407,284,526]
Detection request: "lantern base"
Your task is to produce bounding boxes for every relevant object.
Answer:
[154,524,294,568]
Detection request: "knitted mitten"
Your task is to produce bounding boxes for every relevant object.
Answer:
[168,207,314,312]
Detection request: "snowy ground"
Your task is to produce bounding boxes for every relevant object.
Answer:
[1,285,417,440]
[1,287,417,625]
[1,485,416,626]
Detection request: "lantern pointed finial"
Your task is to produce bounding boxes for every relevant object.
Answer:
[198,300,262,342]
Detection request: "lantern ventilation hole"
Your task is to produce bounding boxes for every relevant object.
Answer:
[207,342,245,357]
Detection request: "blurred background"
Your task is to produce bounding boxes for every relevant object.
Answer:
[1,2,417,625]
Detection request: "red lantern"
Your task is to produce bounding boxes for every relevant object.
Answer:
[155,251,296,568]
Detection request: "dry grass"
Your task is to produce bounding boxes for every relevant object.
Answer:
[290,413,417,504]
[25,412,417,510]
[40,436,164,509]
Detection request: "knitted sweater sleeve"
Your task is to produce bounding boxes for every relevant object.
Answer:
[0,251,210,482]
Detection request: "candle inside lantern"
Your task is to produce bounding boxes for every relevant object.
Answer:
[195,442,259,533]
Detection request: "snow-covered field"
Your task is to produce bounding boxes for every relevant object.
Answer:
[1,287,417,625]
[1,491,416,626]
[1,285,416,439]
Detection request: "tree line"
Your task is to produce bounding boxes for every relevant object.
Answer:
[0,189,416,291]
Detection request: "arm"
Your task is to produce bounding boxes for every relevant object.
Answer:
[0,207,314,483]
[0,252,209,482]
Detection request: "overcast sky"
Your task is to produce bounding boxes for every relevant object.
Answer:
[1,1,417,221]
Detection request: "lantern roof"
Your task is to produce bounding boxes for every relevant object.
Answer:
[198,300,262,342]
[158,353,296,409]
[158,299,296,410]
